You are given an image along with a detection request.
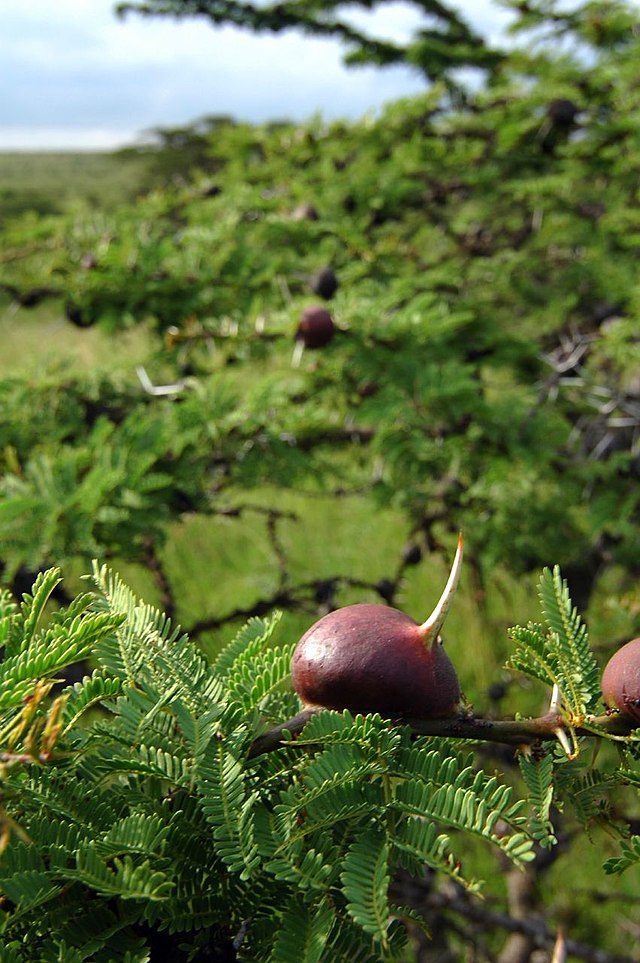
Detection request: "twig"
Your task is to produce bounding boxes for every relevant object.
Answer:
[143,537,175,621]
[422,889,635,963]
[248,710,315,758]
[246,707,638,759]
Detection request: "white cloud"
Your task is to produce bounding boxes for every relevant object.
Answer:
[343,0,513,43]
[1,0,512,149]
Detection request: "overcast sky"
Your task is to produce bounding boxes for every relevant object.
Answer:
[2,1,513,150]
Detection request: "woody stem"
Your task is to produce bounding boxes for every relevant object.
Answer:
[247,708,637,759]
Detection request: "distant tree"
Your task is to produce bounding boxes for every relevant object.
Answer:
[115,115,238,183]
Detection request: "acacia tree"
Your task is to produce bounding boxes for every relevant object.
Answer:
[2,1,640,959]
[3,0,640,614]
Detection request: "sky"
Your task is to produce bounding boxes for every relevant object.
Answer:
[2,1,513,150]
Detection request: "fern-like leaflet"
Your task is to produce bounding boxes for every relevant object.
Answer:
[268,896,335,963]
[518,752,557,848]
[603,835,640,875]
[66,843,173,900]
[198,740,261,879]
[538,566,600,717]
[507,566,600,726]
[341,828,392,948]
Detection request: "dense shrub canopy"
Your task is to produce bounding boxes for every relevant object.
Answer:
[1,2,640,959]
[1,0,639,610]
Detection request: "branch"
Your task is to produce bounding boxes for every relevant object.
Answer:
[247,707,638,758]
[142,536,175,621]
[423,887,636,963]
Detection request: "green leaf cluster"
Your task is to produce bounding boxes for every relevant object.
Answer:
[507,570,640,874]
[507,566,600,723]
[0,567,537,961]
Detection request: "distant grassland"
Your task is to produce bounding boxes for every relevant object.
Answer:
[0,150,152,218]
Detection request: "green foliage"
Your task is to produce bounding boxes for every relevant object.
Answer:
[518,752,557,848]
[0,568,542,960]
[0,565,639,958]
[0,568,123,714]
[0,376,246,577]
[341,829,391,944]
[538,566,601,713]
[268,895,335,963]
[507,566,600,723]
[601,769,640,875]
[2,1,640,956]
[603,835,640,875]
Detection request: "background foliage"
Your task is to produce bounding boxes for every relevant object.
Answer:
[1,0,640,959]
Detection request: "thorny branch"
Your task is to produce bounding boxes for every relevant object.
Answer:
[538,325,640,462]
[247,706,639,759]
[143,536,175,621]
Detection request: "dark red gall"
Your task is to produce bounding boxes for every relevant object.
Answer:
[291,535,463,719]
[601,638,640,722]
[295,306,335,348]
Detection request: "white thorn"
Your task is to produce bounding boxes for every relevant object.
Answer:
[291,340,305,368]
[549,684,561,714]
[554,726,574,759]
[136,365,185,397]
[551,929,567,963]
[419,532,463,644]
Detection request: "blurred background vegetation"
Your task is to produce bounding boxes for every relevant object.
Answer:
[1,0,640,958]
